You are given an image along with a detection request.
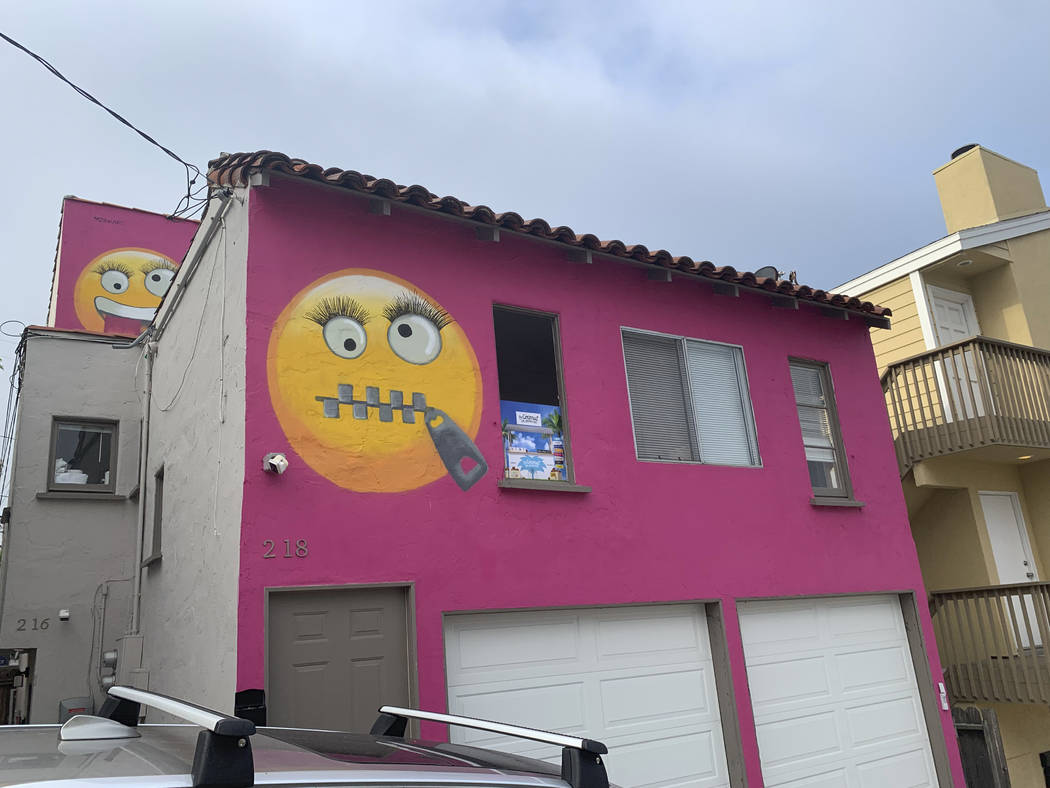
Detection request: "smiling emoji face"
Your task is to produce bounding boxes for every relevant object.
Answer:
[73,248,179,332]
[267,269,485,493]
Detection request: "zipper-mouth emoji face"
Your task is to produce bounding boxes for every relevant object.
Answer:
[73,248,179,332]
[268,269,485,493]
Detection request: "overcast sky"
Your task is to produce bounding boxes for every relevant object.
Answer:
[2,0,1049,393]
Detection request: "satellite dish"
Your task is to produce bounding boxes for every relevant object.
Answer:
[754,266,780,280]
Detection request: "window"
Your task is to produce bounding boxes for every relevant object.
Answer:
[621,329,760,466]
[493,306,575,483]
[48,419,117,492]
[789,361,850,498]
[143,466,164,566]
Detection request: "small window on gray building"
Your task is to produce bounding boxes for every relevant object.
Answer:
[48,419,117,492]
[144,466,164,566]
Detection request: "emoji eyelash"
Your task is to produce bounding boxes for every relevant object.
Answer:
[382,293,452,330]
[94,262,134,277]
[305,296,371,326]
[142,259,177,273]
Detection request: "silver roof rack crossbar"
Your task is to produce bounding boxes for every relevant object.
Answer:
[99,686,255,788]
[371,705,609,788]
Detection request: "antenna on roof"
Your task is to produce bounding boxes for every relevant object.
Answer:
[754,266,780,281]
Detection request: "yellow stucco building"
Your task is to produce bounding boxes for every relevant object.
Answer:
[839,144,1050,787]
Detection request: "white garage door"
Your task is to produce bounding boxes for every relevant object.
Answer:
[445,605,731,788]
[739,595,939,787]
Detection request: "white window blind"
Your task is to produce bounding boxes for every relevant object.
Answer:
[789,361,848,496]
[622,332,695,461]
[622,329,759,466]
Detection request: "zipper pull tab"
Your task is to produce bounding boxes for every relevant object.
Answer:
[424,408,488,491]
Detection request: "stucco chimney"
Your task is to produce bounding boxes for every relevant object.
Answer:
[933,145,1046,234]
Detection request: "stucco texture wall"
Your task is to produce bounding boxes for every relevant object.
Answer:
[0,333,141,721]
[1007,229,1050,351]
[137,193,247,713]
[235,176,962,785]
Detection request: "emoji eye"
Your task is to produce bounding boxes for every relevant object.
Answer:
[100,269,130,295]
[144,268,176,297]
[322,316,367,359]
[388,314,442,364]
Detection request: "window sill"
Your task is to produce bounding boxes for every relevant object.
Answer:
[810,497,865,508]
[498,478,592,493]
[37,491,128,501]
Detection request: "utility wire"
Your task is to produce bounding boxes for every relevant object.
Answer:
[0,30,203,217]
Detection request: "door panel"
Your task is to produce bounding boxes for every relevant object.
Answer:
[268,586,411,732]
[980,491,1041,648]
[928,286,985,420]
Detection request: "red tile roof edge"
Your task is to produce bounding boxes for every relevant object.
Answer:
[207,151,889,320]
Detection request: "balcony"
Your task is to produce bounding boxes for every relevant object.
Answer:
[881,336,1050,474]
[931,582,1050,704]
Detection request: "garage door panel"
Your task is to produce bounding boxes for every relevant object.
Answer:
[452,619,582,674]
[774,768,849,788]
[741,596,939,787]
[826,598,902,642]
[608,730,725,788]
[601,668,713,728]
[837,646,909,693]
[856,747,934,787]
[845,696,924,749]
[738,600,820,654]
[746,655,831,709]
[755,709,841,769]
[454,681,586,746]
[597,612,704,658]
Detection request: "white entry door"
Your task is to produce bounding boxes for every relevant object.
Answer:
[927,285,984,420]
[444,605,731,788]
[980,491,1041,647]
[739,595,939,787]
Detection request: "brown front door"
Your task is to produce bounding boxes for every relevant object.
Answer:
[267,586,411,732]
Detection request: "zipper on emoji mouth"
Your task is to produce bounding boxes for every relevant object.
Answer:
[315,385,427,423]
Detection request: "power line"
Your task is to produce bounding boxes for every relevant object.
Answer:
[0,30,203,217]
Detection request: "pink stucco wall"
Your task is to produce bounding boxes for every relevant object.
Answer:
[51,198,197,335]
[237,177,963,786]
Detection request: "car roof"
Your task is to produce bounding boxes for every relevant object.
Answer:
[0,724,568,787]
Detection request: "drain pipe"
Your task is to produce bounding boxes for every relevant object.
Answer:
[129,338,156,634]
[127,189,234,635]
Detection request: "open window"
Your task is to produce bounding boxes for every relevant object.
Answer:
[789,360,852,500]
[48,419,117,493]
[493,306,575,484]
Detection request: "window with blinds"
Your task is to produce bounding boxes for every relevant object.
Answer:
[621,329,760,466]
[789,360,850,498]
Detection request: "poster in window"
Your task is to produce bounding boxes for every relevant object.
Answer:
[499,400,565,481]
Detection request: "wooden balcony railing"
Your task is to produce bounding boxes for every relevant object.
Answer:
[881,336,1050,474]
[931,582,1050,704]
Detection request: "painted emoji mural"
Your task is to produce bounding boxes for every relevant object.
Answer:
[73,247,179,332]
[267,269,487,493]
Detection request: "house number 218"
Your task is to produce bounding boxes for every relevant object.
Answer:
[263,539,309,558]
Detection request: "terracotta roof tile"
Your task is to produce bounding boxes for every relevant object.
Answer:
[208,151,889,321]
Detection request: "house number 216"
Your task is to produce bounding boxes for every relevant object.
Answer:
[263,539,309,558]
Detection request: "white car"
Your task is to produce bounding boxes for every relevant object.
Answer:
[0,686,611,788]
